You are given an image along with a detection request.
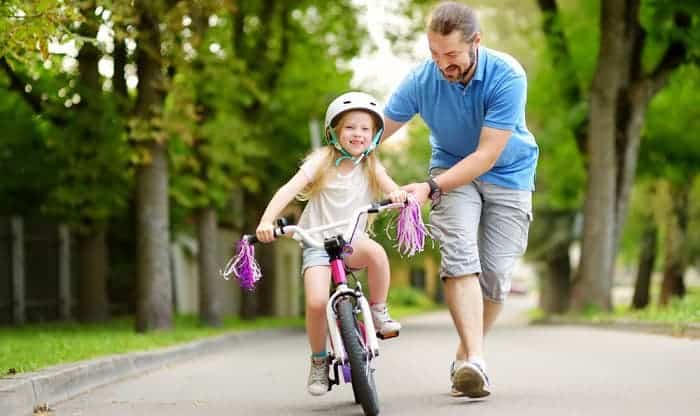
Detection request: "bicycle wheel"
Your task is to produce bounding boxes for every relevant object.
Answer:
[337,297,379,416]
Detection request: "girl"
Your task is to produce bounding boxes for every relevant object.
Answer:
[255,91,406,396]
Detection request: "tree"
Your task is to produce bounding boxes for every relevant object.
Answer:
[536,0,700,311]
[1,1,132,322]
[132,0,173,332]
[637,64,700,306]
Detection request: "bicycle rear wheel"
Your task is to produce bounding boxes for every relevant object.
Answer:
[337,297,379,416]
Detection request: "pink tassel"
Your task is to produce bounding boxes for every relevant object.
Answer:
[220,237,262,291]
[394,195,429,257]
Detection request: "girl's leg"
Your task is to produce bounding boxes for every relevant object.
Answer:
[304,266,332,353]
[344,238,390,304]
[345,238,401,337]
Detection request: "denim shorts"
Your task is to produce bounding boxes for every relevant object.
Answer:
[301,246,332,273]
[429,169,533,303]
[301,245,364,275]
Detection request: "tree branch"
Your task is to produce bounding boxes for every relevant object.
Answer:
[629,11,691,102]
[536,0,581,104]
[0,56,43,114]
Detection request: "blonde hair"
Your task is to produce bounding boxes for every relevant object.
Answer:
[297,111,383,202]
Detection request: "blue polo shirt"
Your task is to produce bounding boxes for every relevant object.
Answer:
[384,46,538,191]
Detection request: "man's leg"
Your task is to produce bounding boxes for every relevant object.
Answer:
[444,275,483,362]
[455,296,502,360]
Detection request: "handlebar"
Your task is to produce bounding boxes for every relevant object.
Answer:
[244,199,406,248]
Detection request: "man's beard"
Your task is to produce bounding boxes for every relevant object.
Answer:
[442,46,477,83]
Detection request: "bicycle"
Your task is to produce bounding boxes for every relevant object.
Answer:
[226,198,419,416]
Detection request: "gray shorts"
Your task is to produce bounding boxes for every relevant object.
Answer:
[429,169,532,303]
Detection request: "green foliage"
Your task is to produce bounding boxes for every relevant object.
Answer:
[0,1,82,62]
[0,84,59,216]
[639,65,700,184]
[387,286,434,308]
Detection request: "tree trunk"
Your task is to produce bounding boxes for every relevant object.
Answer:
[198,207,223,326]
[659,183,689,306]
[538,239,571,314]
[77,227,110,322]
[631,220,657,309]
[135,142,172,331]
[572,1,628,312]
[134,1,172,332]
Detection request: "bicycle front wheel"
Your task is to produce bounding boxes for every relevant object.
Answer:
[337,297,379,416]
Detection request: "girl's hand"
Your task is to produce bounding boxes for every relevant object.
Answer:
[388,188,408,203]
[256,222,276,243]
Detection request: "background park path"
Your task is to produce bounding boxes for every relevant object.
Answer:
[54,295,700,416]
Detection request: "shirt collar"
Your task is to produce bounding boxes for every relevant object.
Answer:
[472,46,485,82]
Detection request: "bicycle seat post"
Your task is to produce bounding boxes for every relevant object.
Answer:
[324,235,347,286]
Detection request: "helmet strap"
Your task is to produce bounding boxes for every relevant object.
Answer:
[328,127,384,166]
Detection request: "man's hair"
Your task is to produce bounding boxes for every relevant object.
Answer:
[427,2,480,42]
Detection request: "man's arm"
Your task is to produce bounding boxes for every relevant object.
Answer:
[380,116,406,143]
[403,126,510,203]
[433,126,510,192]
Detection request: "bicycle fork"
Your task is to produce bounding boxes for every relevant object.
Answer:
[326,286,379,386]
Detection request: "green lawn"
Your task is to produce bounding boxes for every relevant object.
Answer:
[531,286,700,325]
[0,303,440,376]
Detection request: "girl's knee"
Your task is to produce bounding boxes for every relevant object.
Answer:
[306,297,326,314]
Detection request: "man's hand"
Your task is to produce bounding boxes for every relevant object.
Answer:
[402,182,431,206]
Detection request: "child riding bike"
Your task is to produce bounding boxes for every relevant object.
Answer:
[255,91,407,396]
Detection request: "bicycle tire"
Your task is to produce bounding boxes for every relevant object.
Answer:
[337,297,379,416]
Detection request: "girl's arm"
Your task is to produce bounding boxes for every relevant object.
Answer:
[256,169,310,242]
[375,162,407,203]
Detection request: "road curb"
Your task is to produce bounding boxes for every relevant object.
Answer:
[532,317,700,339]
[0,327,300,416]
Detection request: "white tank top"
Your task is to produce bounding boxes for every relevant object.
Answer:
[297,154,378,243]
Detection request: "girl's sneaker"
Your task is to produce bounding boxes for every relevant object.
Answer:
[370,304,401,339]
[307,356,330,396]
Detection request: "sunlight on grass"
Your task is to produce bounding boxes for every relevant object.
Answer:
[0,302,439,375]
[531,286,700,325]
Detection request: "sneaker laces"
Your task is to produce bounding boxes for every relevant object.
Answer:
[309,359,328,383]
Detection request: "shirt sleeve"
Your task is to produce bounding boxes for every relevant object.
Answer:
[300,153,323,181]
[483,73,527,131]
[384,70,419,123]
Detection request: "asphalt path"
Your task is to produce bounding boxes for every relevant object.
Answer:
[54,295,700,415]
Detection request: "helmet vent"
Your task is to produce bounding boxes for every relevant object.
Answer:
[343,100,351,104]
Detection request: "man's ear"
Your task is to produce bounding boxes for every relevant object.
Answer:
[472,32,482,47]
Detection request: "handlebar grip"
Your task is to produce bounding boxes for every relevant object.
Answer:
[243,234,258,244]
[377,198,393,206]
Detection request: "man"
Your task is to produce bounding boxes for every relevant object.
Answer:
[382,1,538,398]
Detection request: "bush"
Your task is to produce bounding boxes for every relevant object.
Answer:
[388,286,434,308]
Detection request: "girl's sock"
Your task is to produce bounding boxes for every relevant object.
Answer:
[311,351,328,360]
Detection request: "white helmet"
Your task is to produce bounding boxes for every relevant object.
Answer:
[324,91,384,138]
[323,91,385,165]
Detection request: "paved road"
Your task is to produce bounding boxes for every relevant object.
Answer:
[54,296,700,415]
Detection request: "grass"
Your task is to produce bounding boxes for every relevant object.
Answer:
[531,286,700,325]
[0,302,439,376]
[0,315,306,375]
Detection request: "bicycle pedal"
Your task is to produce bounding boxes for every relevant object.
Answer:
[376,330,399,340]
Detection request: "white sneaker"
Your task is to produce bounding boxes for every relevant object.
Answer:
[370,304,401,339]
[450,360,491,398]
[307,356,329,396]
